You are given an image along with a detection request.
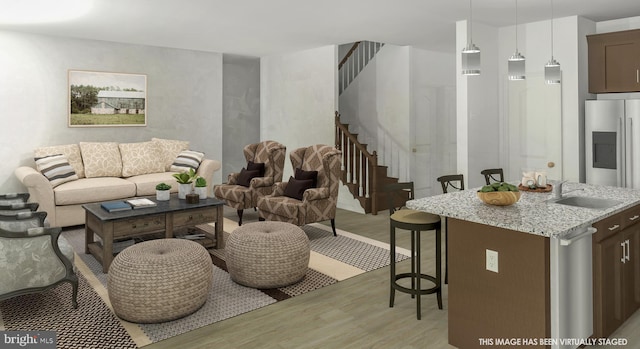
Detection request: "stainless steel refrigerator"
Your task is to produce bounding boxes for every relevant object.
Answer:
[585,99,640,188]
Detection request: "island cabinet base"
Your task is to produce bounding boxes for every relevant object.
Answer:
[448,218,551,349]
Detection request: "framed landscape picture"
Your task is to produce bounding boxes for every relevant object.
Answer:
[68,70,147,127]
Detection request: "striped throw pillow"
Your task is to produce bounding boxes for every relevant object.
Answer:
[170,150,204,172]
[35,154,78,187]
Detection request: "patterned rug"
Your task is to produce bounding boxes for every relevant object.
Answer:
[0,221,409,349]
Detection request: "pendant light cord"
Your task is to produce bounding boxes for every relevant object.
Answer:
[515,0,518,51]
[469,0,473,45]
[550,0,554,58]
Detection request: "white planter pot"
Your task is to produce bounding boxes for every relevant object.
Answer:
[178,183,192,199]
[194,186,208,199]
[156,190,171,201]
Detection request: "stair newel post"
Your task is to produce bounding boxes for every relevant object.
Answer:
[355,146,361,195]
[361,151,367,198]
[371,151,378,215]
[335,112,339,150]
[349,140,355,183]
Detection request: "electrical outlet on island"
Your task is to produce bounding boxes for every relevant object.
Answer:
[486,249,499,273]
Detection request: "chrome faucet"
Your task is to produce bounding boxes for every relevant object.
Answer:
[553,180,568,199]
[553,180,584,199]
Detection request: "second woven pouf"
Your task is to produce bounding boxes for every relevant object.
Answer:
[226,221,310,288]
[107,238,213,323]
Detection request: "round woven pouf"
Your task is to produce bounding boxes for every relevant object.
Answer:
[226,221,310,288]
[107,238,213,323]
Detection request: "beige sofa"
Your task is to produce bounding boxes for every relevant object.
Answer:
[14,138,221,228]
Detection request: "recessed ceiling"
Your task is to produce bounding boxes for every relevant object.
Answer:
[0,0,639,56]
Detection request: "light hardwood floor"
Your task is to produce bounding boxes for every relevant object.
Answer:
[146,208,639,349]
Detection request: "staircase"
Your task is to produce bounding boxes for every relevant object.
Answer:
[335,112,401,215]
[339,41,384,95]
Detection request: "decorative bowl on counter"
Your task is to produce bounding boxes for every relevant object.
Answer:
[477,191,521,206]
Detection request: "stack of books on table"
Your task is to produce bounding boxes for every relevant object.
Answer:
[101,201,132,212]
[125,198,157,209]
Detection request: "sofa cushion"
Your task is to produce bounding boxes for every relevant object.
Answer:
[152,138,189,171]
[119,141,165,177]
[34,144,85,178]
[170,150,204,172]
[54,177,136,206]
[34,154,78,188]
[79,142,123,178]
[126,172,180,196]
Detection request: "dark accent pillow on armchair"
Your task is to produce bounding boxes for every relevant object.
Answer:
[237,168,260,187]
[294,168,318,188]
[247,161,265,177]
[283,176,314,201]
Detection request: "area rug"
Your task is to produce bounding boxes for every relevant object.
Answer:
[0,220,409,349]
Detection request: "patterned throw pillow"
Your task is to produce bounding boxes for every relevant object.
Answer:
[79,142,123,178]
[119,141,165,177]
[170,150,205,172]
[34,154,78,187]
[151,138,189,171]
[34,144,85,178]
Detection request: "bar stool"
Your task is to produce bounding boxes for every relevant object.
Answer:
[436,174,464,284]
[386,182,442,320]
[481,168,504,185]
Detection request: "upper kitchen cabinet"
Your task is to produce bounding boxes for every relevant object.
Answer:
[588,29,640,93]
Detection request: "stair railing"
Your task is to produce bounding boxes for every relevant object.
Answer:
[335,111,380,214]
[339,41,384,94]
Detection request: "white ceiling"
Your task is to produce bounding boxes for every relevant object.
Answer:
[1,0,640,57]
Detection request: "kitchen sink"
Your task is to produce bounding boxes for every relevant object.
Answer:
[550,196,621,209]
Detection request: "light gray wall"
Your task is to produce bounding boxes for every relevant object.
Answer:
[0,30,223,192]
[260,45,337,180]
[222,54,260,179]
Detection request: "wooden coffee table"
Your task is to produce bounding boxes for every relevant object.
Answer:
[83,195,224,272]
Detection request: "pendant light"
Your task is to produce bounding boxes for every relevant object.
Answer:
[461,0,480,75]
[508,0,525,80]
[545,0,561,84]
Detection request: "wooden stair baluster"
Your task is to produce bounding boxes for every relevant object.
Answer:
[335,112,398,215]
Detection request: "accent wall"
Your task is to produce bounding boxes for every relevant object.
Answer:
[0,30,223,193]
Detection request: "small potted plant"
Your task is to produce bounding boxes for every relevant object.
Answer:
[155,182,172,201]
[194,176,208,199]
[172,168,196,199]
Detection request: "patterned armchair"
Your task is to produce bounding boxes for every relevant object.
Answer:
[0,192,29,205]
[214,140,286,225]
[0,212,78,308]
[0,202,39,216]
[257,144,342,236]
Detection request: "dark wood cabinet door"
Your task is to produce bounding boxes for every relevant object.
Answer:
[588,29,640,93]
[603,42,639,92]
[594,234,625,338]
[624,226,640,318]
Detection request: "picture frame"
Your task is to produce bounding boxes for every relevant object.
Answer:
[68,70,147,127]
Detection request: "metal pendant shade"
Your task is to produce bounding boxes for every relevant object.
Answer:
[508,0,525,80]
[462,43,481,75]
[545,58,561,84]
[545,0,561,84]
[462,0,480,76]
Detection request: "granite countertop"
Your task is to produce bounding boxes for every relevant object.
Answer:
[406,182,640,239]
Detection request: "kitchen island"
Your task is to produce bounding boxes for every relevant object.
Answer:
[407,182,640,349]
